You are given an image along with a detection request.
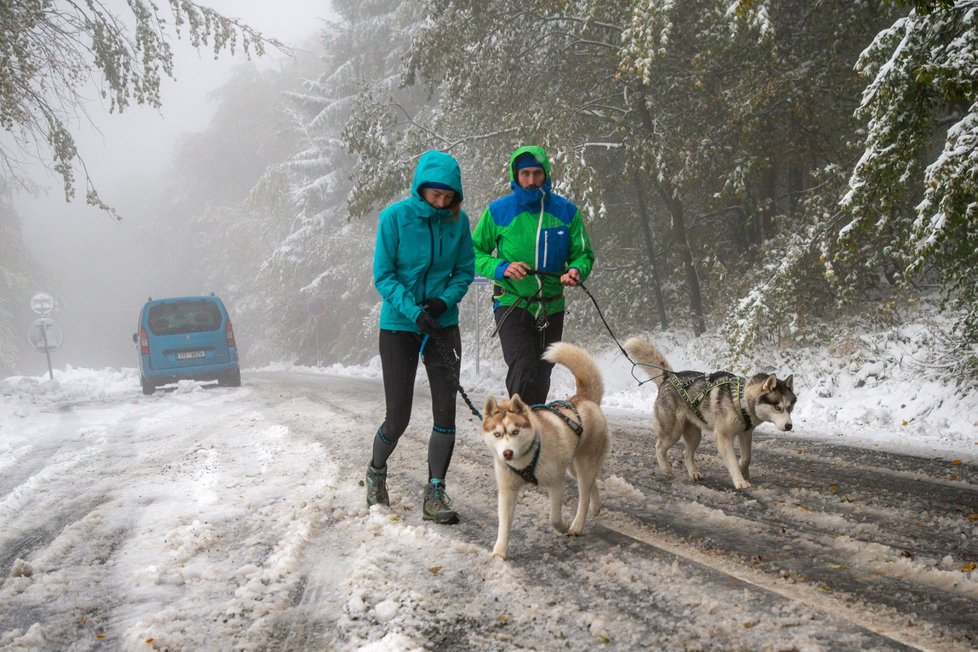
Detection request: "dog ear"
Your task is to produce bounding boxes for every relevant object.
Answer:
[510,393,527,413]
[483,395,497,418]
[762,374,777,392]
[783,374,794,392]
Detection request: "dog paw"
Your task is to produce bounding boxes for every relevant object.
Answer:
[734,480,752,490]
[490,547,507,559]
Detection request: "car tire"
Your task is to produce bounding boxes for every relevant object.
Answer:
[140,377,155,395]
[220,367,241,388]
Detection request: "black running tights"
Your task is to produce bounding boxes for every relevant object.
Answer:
[372,327,461,482]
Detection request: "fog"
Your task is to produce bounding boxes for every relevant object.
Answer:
[13,1,328,373]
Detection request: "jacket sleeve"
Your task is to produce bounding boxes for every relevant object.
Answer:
[373,208,423,323]
[472,207,509,280]
[567,209,595,281]
[438,211,475,308]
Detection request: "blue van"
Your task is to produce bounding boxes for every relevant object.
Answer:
[133,295,241,394]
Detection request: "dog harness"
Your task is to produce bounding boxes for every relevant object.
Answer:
[505,400,584,484]
[666,373,753,431]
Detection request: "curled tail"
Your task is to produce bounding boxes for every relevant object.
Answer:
[623,337,672,387]
[542,342,604,404]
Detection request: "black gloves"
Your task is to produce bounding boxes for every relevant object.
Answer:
[416,312,440,337]
[422,298,447,318]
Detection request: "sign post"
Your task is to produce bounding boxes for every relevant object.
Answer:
[472,277,491,377]
[28,318,63,380]
[29,292,60,379]
[307,296,328,366]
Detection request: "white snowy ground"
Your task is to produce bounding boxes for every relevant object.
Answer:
[1,319,976,650]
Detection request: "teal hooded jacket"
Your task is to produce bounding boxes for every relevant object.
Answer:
[373,150,475,332]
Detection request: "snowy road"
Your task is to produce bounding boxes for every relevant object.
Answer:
[1,369,976,651]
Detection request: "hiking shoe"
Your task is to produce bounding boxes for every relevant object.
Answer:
[366,465,389,507]
[423,480,459,525]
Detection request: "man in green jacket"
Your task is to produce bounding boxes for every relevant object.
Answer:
[472,145,595,405]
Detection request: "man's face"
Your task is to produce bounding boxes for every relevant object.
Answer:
[517,167,545,189]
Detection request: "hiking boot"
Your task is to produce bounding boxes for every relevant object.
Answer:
[366,465,389,507]
[423,480,459,525]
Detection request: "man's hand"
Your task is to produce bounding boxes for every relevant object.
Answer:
[503,261,531,280]
[560,268,581,286]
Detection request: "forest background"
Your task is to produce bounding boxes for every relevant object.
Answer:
[1,0,975,391]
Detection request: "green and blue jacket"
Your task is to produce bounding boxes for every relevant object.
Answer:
[472,145,595,317]
[373,150,475,332]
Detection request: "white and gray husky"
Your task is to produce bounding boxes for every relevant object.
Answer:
[624,337,796,490]
[481,342,610,559]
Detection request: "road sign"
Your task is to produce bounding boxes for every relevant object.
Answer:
[31,292,54,316]
[28,317,62,380]
[28,318,63,352]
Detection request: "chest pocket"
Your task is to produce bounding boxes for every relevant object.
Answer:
[537,226,571,273]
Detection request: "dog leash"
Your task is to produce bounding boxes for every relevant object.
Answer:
[522,269,666,387]
[419,331,483,421]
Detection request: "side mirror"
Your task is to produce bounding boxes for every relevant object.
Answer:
[132,333,138,344]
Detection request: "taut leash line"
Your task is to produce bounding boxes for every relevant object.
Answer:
[525,269,667,386]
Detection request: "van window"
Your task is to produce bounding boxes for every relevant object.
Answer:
[147,301,222,335]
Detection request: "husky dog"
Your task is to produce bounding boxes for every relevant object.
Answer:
[481,342,610,559]
[623,337,796,490]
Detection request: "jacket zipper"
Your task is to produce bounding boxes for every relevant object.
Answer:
[422,218,435,297]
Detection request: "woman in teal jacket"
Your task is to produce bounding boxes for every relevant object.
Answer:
[368,150,475,525]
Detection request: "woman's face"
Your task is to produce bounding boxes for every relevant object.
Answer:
[422,187,456,209]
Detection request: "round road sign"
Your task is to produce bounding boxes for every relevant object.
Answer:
[31,292,55,316]
[28,318,64,352]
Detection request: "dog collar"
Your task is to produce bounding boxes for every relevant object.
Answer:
[505,436,541,485]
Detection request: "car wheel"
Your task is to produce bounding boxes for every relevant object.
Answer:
[220,367,241,387]
[141,377,155,395]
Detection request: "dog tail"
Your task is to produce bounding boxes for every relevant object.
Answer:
[542,342,604,405]
[622,337,672,386]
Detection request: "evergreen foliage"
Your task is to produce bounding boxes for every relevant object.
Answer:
[840,0,978,385]
[8,0,977,389]
[0,0,280,216]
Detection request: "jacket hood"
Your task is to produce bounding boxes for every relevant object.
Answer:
[411,150,464,202]
[508,145,551,183]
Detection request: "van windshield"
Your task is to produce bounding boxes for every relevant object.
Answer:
[147,301,222,335]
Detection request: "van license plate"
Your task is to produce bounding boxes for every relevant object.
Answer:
[177,351,206,360]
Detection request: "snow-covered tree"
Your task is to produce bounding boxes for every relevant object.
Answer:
[0,0,280,217]
[254,0,424,364]
[840,0,978,385]
[0,186,39,374]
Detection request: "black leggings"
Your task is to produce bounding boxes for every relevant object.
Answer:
[372,327,461,481]
[494,307,564,405]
